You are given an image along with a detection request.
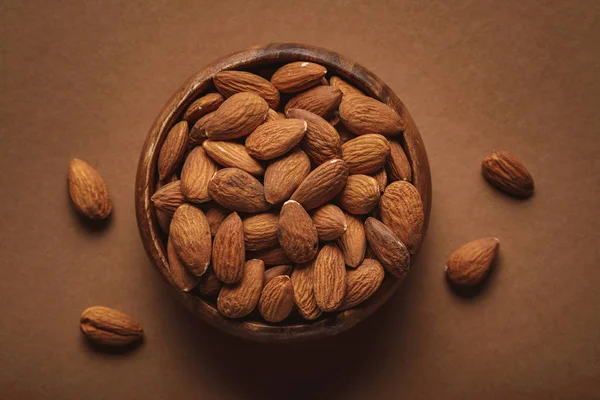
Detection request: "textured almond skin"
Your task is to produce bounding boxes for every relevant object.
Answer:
[330,76,363,97]
[291,261,322,320]
[205,92,268,140]
[365,217,411,280]
[338,174,381,215]
[482,151,534,198]
[151,180,184,216]
[278,200,319,263]
[271,61,327,93]
[286,108,342,165]
[252,247,291,266]
[291,159,349,210]
[202,140,264,176]
[217,259,265,318]
[208,168,270,212]
[167,237,201,292]
[284,86,342,118]
[264,265,292,285]
[373,168,387,193]
[338,259,385,310]
[158,121,189,180]
[212,212,245,284]
[313,244,347,312]
[337,213,366,268]
[380,181,425,254]
[180,147,218,203]
[183,93,224,123]
[265,108,283,122]
[204,203,229,236]
[342,134,390,174]
[214,71,280,109]
[243,212,279,251]
[446,238,500,286]
[189,112,215,146]
[387,140,412,182]
[311,204,347,241]
[68,159,112,220]
[339,94,404,136]
[80,306,143,347]
[195,267,223,297]
[245,119,307,160]
[258,275,294,323]
[264,149,311,205]
[170,204,212,276]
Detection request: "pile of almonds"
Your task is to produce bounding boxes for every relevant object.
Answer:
[150,61,425,323]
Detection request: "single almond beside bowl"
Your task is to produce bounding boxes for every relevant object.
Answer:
[80,306,143,347]
[446,237,500,286]
[481,151,534,198]
[68,158,112,220]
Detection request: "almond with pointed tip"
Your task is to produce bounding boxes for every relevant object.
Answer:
[380,181,424,254]
[217,259,265,318]
[151,180,184,216]
[286,108,342,165]
[169,204,212,276]
[264,265,292,285]
[202,140,264,176]
[330,76,364,97]
[180,147,218,203]
[243,212,279,251]
[338,174,380,215]
[258,275,294,323]
[339,94,404,136]
[167,237,201,292]
[313,244,347,312]
[213,70,280,108]
[291,261,322,320]
[68,159,112,220]
[342,134,390,174]
[373,168,387,193]
[205,92,268,140]
[208,168,270,212]
[80,306,143,347]
[263,149,311,205]
[337,213,366,268]
[271,61,327,93]
[290,159,349,210]
[446,238,500,286]
[158,121,189,180]
[189,112,215,146]
[364,217,410,279]
[311,204,347,241]
[387,140,412,182]
[212,212,245,284]
[183,93,224,123]
[284,86,342,118]
[278,200,319,263]
[338,259,385,310]
[481,151,534,198]
[245,119,307,160]
[252,247,291,266]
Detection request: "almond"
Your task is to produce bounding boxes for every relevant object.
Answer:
[373,168,387,193]
[183,93,224,123]
[214,70,280,109]
[338,259,385,310]
[337,213,366,268]
[265,108,283,122]
[342,134,390,174]
[212,212,245,284]
[80,306,143,347]
[151,180,184,216]
[167,237,201,292]
[311,204,347,241]
[284,86,342,118]
[217,259,265,318]
[290,159,349,210]
[338,174,380,215]
[380,181,425,254]
[157,121,189,181]
[156,209,172,234]
[243,212,279,251]
[330,76,364,97]
[208,168,270,212]
[278,200,319,263]
[180,147,218,203]
[245,119,307,160]
[264,265,292,285]
[313,244,347,312]
[446,237,500,286]
[481,151,534,198]
[291,261,322,320]
[204,203,229,236]
[339,94,404,136]
[68,159,112,220]
[387,140,412,182]
[258,275,294,323]
[271,61,327,93]
[170,204,212,276]
[205,92,268,140]
[252,247,291,266]
[364,217,410,280]
[263,148,311,205]
[195,267,223,297]
[202,140,264,176]
[189,112,215,146]
[286,108,342,165]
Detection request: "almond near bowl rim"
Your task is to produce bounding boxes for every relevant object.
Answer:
[135,43,432,343]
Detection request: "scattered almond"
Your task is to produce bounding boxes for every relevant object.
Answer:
[446,238,500,286]
[68,159,112,220]
[80,306,143,347]
[481,151,534,198]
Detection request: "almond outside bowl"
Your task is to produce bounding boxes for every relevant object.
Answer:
[135,43,432,343]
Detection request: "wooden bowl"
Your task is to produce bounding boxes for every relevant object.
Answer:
[135,43,432,343]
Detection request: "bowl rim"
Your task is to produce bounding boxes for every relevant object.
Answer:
[135,43,432,343]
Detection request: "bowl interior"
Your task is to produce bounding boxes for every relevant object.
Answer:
[135,43,432,343]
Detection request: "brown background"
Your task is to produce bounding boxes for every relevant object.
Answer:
[1,1,599,399]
